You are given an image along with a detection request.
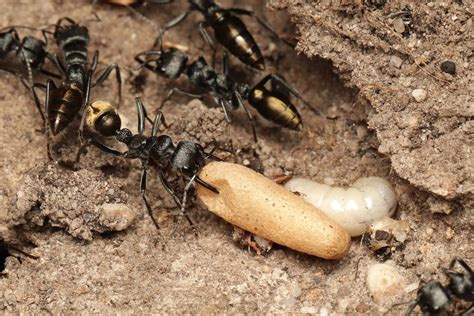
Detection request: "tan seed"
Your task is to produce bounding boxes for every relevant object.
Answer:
[196,162,351,259]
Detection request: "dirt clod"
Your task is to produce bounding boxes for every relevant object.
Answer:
[269,0,473,201]
[12,163,131,240]
[440,60,456,75]
[366,263,407,304]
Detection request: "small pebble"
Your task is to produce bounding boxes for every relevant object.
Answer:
[319,307,330,316]
[98,203,136,231]
[390,56,403,68]
[412,89,427,102]
[366,263,407,303]
[440,60,456,75]
[446,227,454,240]
[393,18,406,33]
[300,306,319,314]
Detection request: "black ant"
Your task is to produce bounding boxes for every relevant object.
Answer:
[0,26,60,121]
[135,47,305,142]
[81,97,220,231]
[390,257,473,315]
[155,0,288,70]
[44,15,122,159]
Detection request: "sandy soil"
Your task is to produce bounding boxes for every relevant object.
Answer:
[0,0,472,314]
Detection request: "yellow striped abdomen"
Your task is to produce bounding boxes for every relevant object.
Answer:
[248,89,302,130]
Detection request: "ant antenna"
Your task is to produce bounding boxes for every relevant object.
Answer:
[78,12,102,25]
[125,5,162,38]
[0,24,54,35]
[383,300,415,316]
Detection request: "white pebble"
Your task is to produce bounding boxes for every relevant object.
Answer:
[285,177,397,236]
[390,56,403,68]
[98,203,136,231]
[366,263,407,303]
[412,89,427,102]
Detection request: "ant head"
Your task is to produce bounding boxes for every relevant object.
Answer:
[156,48,188,79]
[20,37,47,66]
[87,101,122,137]
[54,24,89,50]
[0,29,19,57]
[447,271,473,299]
[417,281,451,314]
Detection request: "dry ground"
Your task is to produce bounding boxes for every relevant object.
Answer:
[0,0,472,314]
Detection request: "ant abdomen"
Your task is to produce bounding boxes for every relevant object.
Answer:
[211,11,264,71]
[248,88,302,131]
[49,84,84,135]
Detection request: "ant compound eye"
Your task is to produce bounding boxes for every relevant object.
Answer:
[96,112,121,137]
[116,129,133,144]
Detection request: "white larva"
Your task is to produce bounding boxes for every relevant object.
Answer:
[284,177,397,236]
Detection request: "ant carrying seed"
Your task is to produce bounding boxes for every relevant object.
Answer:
[81,97,221,231]
[389,257,473,315]
[42,14,122,161]
[135,46,307,142]
[155,0,291,70]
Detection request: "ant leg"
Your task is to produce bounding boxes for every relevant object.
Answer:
[158,171,183,209]
[44,80,56,161]
[404,300,419,316]
[89,138,124,156]
[90,50,99,74]
[134,50,162,71]
[8,245,39,260]
[0,67,46,124]
[258,74,318,115]
[197,21,218,67]
[383,300,417,316]
[50,54,67,77]
[269,74,312,107]
[461,304,473,316]
[31,83,47,124]
[235,92,258,142]
[78,12,101,25]
[17,41,35,88]
[195,176,219,194]
[135,97,146,135]
[152,111,164,136]
[94,63,122,105]
[55,17,77,28]
[73,140,90,169]
[199,140,231,161]
[153,11,191,48]
[40,29,50,45]
[78,71,94,145]
[180,175,197,231]
[159,88,204,110]
[226,8,294,48]
[217,98,232,123]
[449,256,472,273]
[140,166,161,231]
[38,67,62,79]
[222,51,229,76]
